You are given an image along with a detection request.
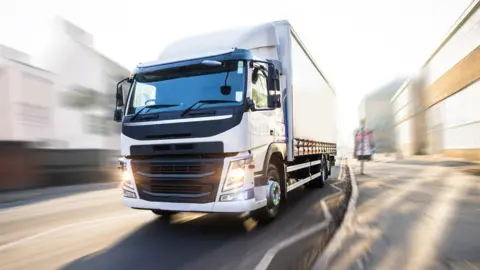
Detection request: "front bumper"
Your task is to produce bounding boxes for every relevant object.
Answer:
[123,196,266,213]
[119,154,268,213]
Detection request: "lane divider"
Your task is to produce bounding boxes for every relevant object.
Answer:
[254,157,354,270]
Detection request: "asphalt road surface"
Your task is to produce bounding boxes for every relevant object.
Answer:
[0,167,340,270]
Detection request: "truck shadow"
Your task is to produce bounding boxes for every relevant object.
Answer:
[60,212,247,270]
[59,175,338,270]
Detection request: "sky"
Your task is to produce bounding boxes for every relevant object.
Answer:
[0,0,473,146]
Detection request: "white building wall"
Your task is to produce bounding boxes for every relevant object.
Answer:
[392,82,416,155]
[392,1,480,160]
[0,62,12,140]
[428,82,480,150]
[14,69,55,142]
[0,47,56,143]
[1,18,128,152]
[424,3,480,154]
[424,8,480,85]
[31,18,128,151]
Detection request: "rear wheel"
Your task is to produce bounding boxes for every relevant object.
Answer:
[328,156,333,176]
[251,164,283,223]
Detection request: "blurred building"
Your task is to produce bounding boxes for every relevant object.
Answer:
[358,78,406,153]
[32,17,128,151]
[392,0,480,161]
[0,18,129,191]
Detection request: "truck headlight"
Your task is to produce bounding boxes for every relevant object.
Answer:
[118,160,134,187]
[222,157,253,192]
[121,170,133,184]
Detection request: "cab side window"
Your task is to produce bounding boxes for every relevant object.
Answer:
[251,69,268,109]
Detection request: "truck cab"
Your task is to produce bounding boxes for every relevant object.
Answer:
[115,49,286,220]
[114,20,336,223]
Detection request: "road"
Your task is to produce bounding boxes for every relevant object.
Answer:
[0,167,340,270]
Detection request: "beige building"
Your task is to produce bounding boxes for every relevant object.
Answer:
[392,0,480,161]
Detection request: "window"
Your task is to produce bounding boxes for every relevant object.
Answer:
[125,60,246,116]
[132,82,156,107]
[251,71,268,109]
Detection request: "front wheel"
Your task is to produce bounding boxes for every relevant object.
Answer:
[251,164,283,223]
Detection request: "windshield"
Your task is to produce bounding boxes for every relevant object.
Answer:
[126,60,246,116]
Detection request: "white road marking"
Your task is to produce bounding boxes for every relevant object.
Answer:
[465,260,480,270]
[254,157,348,270]
[254,219,330,270]
[0,212,147,252]
[356,258,364,270]
[330,184,343,194]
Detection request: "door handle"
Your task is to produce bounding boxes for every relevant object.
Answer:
[270,130,274,135]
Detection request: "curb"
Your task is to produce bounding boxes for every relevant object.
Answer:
[312,159,359,269]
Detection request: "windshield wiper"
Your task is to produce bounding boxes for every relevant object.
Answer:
[130,104,179,121]
[180,100,237,117]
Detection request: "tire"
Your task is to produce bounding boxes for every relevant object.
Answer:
[328,157,333,176]
[251,164,283,223]
[309,155,327,188]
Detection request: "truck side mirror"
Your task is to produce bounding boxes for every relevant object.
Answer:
[266,64,276,91]
[116,84,124,107]
[114,108,123,122]
[267,62,281,89]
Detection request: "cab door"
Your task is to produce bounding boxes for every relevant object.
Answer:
[249,64,276,173]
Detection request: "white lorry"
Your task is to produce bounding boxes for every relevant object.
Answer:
[114,20,337,222]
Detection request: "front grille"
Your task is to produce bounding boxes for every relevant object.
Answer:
[148,180,212,194]
[150,163,203,174]
[131,158,224,203]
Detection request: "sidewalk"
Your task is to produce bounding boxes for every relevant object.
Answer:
[328,158,480,270]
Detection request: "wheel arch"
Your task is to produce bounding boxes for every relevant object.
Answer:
[263,142,287,176]
[263,142,287,201]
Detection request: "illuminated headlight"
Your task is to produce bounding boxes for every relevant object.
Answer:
[118,160,136,198]
[118,160,133,185]
[222,157,253,192]
[121,169,133,185]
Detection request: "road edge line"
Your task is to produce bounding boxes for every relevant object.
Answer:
[312,159,359,269]
[254,157,348,270]
[254,205,331,270]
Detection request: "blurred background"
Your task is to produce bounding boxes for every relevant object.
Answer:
[0,1,479,270]
[0,17,127,191]
[0,0,478,191]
